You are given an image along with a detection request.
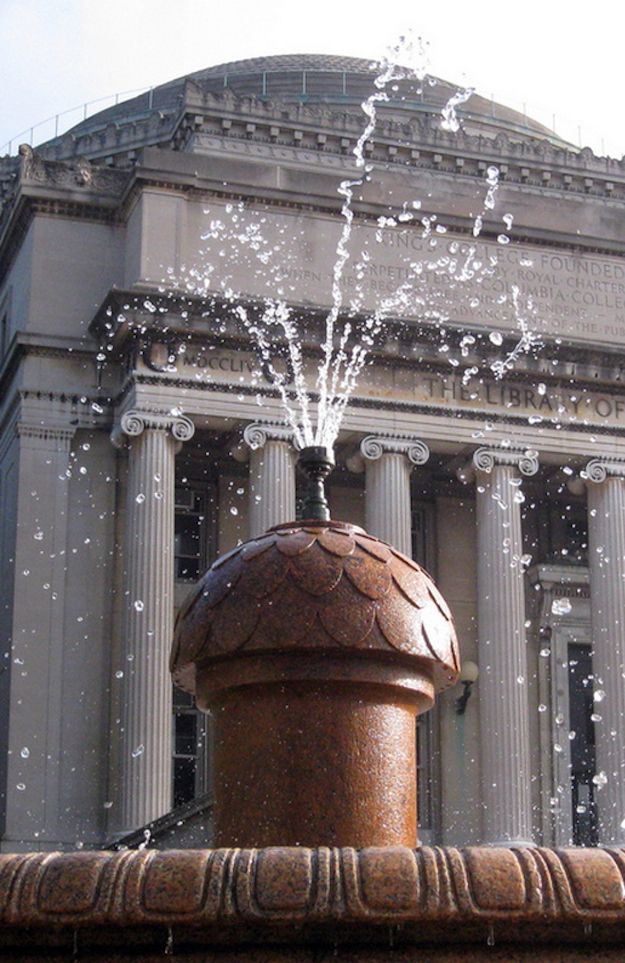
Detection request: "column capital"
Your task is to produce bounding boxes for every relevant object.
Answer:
[585,456,625,483]
[111,409,195,448]
[473,445,539,477]
[243,421,295,451]
[360,434,429,466]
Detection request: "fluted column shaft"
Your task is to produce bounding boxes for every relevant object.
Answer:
[364,454,412,555]
[244,425,296,536]
[474,448,536,845]
[360,436,429,557]
[113,410,194,834]
[586,461,625,844]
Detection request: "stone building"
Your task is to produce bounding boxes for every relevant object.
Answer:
[1,54,625,853]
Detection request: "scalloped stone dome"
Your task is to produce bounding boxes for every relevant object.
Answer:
[171,518,460,695]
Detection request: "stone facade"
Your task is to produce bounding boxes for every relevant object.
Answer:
[1,55,625,852]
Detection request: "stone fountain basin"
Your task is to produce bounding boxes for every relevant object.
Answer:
[1,846,625,959]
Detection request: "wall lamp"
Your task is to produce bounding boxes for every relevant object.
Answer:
[455,661,479,715]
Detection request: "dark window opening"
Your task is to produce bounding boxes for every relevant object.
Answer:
[174,486,216,580]
[172,688,203,808]
[568,642,598,846]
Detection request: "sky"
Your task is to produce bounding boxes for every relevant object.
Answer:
[0,0,623,159]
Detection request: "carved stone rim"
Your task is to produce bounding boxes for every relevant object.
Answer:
[2,846,625,935]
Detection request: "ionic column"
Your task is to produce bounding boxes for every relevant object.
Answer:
[586,457,625,844]
[360,435,429,556]
[243,423,296,536]
[473,446,538,845]
[112,409,195,834]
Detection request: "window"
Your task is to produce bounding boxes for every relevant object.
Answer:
[173,482,217,805]
[174,486,215,580]
[172,688,211,807]
[568,643,598,845]
[412,500,439,840]
[0,313,6,359]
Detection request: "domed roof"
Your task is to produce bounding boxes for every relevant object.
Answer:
[62,53,569,149]
[171,518,460,696]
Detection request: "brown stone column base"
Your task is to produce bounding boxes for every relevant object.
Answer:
[205,653,429,847]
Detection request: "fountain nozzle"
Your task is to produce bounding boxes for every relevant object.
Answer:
[297,446,335,521]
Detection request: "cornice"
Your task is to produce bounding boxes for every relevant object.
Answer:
[4,86,625,240]
[16,423,76,445]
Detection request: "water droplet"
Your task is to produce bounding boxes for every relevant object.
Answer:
[33,530,44,541]
[132,745,144,758]
[103,800,113,809]
[115,670,124,679]
[593,689,606,703]
[134,600,144,612]
[497,234,510,245]
[135,493,145,504]
[20,747,30,759]
[230,506,239,516]
[551,598,572,616]
[540,648,551,658]
[592,771,608,788]
[16,783,25,792]
[538,703,547,713]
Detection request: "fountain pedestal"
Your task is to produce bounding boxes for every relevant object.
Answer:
[201,652,430,847]
[171,518,459,848]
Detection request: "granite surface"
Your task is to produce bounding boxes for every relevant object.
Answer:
[1,846,625,958]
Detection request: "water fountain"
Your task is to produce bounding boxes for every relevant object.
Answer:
[170,443,459,848]
[2,40,625,963]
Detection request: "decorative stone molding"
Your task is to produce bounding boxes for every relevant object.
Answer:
[111,409,195,448]
[16,423,75,445]
[17,144,127,196]
[360,434,429,466]
[473,445,539,477]
[2,846,625,935]
[585,456,625,483]
[243,421,295,450]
